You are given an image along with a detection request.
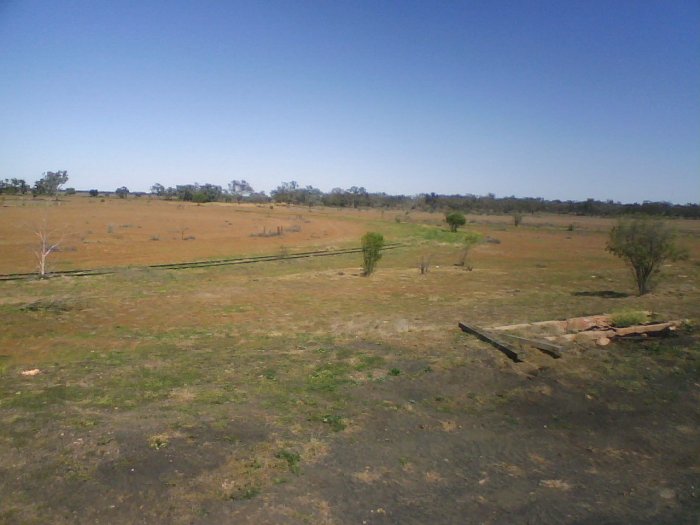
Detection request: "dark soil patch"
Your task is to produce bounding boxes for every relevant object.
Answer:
[192,347,700,524]
[1,339,698,524]
[572,290,630,298]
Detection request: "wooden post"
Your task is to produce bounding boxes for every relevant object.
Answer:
[458,322,523,363]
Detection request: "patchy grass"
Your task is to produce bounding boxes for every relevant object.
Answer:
[320,414,346,432]
[0,201,699,523]
[276,449,302,475]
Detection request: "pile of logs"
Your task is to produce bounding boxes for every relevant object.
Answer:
[490,314,685,347]
[460,314,686,362]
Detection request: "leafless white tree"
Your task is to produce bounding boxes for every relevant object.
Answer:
[33,218,65,277]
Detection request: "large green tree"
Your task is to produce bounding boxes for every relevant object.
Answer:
[33,170,68,196]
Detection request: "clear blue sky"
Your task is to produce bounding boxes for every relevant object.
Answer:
[1,1,698,203]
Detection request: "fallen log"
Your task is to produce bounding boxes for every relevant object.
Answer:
[490,320,567,333]
[458,322,523,362]
[569,330,616,343]
[565,315,612,332]
[613,321,682,337]
[491,314,616,334]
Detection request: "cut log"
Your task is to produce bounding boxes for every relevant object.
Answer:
[574,330,616,343]
[490,320,567,333]
[565,315,612,332]
[458,322,523,363]
[490,315,612,335]
[613,321,682,337]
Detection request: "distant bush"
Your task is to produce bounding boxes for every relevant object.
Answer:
[64,187,76,195]
[89,189,99,197]
[361,232,384,276]
[445,212,466,232]
[192,192,209,204]
[512,212,523,227]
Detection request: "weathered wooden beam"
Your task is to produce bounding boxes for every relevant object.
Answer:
[458,322,523,363]
[490,320,567,332]
[497,333,563,358]
[613,321,681,337]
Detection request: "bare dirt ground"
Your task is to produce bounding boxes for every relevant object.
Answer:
[1,197,698,524]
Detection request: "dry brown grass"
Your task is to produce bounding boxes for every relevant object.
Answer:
[0,196,369,273]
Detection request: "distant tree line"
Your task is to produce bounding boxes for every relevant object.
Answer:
[414,193,700,219]
[268,183,699,218]
[0,178,30,194]
[0,171,69,197]
[2,171,697,218]
[144,179,699,218]
[149,180,268,204]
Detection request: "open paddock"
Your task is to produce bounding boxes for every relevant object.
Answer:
[0,196,699,524]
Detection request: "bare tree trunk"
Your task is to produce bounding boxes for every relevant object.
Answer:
[420,254,431,275]
[34,219,64,277]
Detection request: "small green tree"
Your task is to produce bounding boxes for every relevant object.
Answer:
[361,232,384,276]
[606,217,687,295]
[115,186,130,199]
[445,212,466,232]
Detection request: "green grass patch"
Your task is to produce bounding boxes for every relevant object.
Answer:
[195,388,230,405]
[354,354,386,371]
[320,414,346,432]
[4,384,85,409]
[276,449,301,475]
[89,365,202,408]
[0,356,9,376]
[611,309,651,328]
[306,362,352,393]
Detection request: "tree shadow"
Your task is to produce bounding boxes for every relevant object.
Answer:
[571,290,630,299]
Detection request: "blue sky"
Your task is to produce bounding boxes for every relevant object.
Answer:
[1,1,698,203]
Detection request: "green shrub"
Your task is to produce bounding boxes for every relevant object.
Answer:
[361,232,384,276]
[445,212,466,232]
[606,217,688,295]
[611,310,650,328]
